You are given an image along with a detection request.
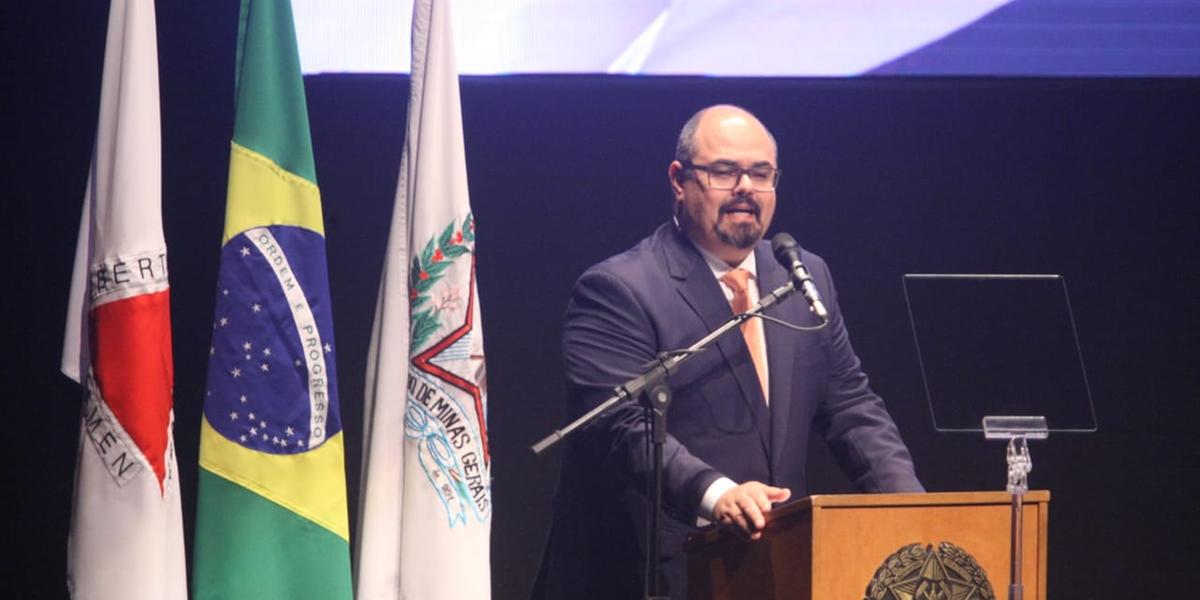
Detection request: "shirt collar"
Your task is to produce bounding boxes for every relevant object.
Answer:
[673,217,759,280]
[692,240,758,282]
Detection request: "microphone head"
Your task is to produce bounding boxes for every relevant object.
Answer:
[771,232,800,262]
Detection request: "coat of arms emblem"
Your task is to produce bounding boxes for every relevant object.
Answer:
[865,542,996,600]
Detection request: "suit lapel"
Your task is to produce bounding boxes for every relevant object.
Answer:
[756,245,798,476]
[661,225,771,459]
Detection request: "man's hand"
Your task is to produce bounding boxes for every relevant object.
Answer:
[712,481,791,540]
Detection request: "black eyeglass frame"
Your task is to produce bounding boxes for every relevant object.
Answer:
[680,160,781,191]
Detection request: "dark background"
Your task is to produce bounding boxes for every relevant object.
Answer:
[6,2,1199,598]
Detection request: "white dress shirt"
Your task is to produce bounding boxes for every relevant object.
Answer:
[688,242,770,521]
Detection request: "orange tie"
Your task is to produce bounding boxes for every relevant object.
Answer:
[720,268,768,401]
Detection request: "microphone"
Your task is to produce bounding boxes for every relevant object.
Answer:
[771,233,829,322]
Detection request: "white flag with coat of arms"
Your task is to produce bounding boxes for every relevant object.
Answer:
[354,0,491,598]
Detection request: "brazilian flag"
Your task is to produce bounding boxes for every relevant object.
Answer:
[192,1,352,598]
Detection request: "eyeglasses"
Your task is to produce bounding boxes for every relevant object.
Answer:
[681,161,781,191]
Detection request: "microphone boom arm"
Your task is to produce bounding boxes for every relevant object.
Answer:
[530,280,796,455]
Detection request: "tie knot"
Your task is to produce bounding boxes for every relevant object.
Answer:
[720,268,753,294]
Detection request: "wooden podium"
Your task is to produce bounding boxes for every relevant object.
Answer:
[686,491,1049,600]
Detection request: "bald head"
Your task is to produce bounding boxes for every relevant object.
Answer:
[675,105,777,164]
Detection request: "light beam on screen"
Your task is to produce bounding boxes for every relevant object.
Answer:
[291,0,1200,76]
[292,0,1013,75]
[607,8,670,74]
[630,0,1014,75]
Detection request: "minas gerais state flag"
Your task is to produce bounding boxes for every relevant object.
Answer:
[60,0,187,598]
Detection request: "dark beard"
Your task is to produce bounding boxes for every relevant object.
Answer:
[714,197,763,248]
[715,220,762,249]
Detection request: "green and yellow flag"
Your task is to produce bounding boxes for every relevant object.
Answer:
[192,1,352,598]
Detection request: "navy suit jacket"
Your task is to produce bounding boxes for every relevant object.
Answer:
[535,222,922,599]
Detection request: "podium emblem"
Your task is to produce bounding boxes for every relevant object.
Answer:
[864,542,996,600]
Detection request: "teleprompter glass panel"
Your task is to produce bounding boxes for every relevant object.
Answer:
[902,274,1098,433]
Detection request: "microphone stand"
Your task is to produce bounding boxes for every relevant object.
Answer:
[532,280,798,600]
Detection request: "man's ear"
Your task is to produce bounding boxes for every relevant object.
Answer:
[668,161,686,199]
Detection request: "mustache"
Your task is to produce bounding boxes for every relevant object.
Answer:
[718,197,761,216]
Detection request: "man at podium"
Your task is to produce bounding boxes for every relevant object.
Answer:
[534,105,923,599]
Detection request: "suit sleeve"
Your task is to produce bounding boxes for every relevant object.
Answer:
[810,259,925,493]
[563,268,724,520]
